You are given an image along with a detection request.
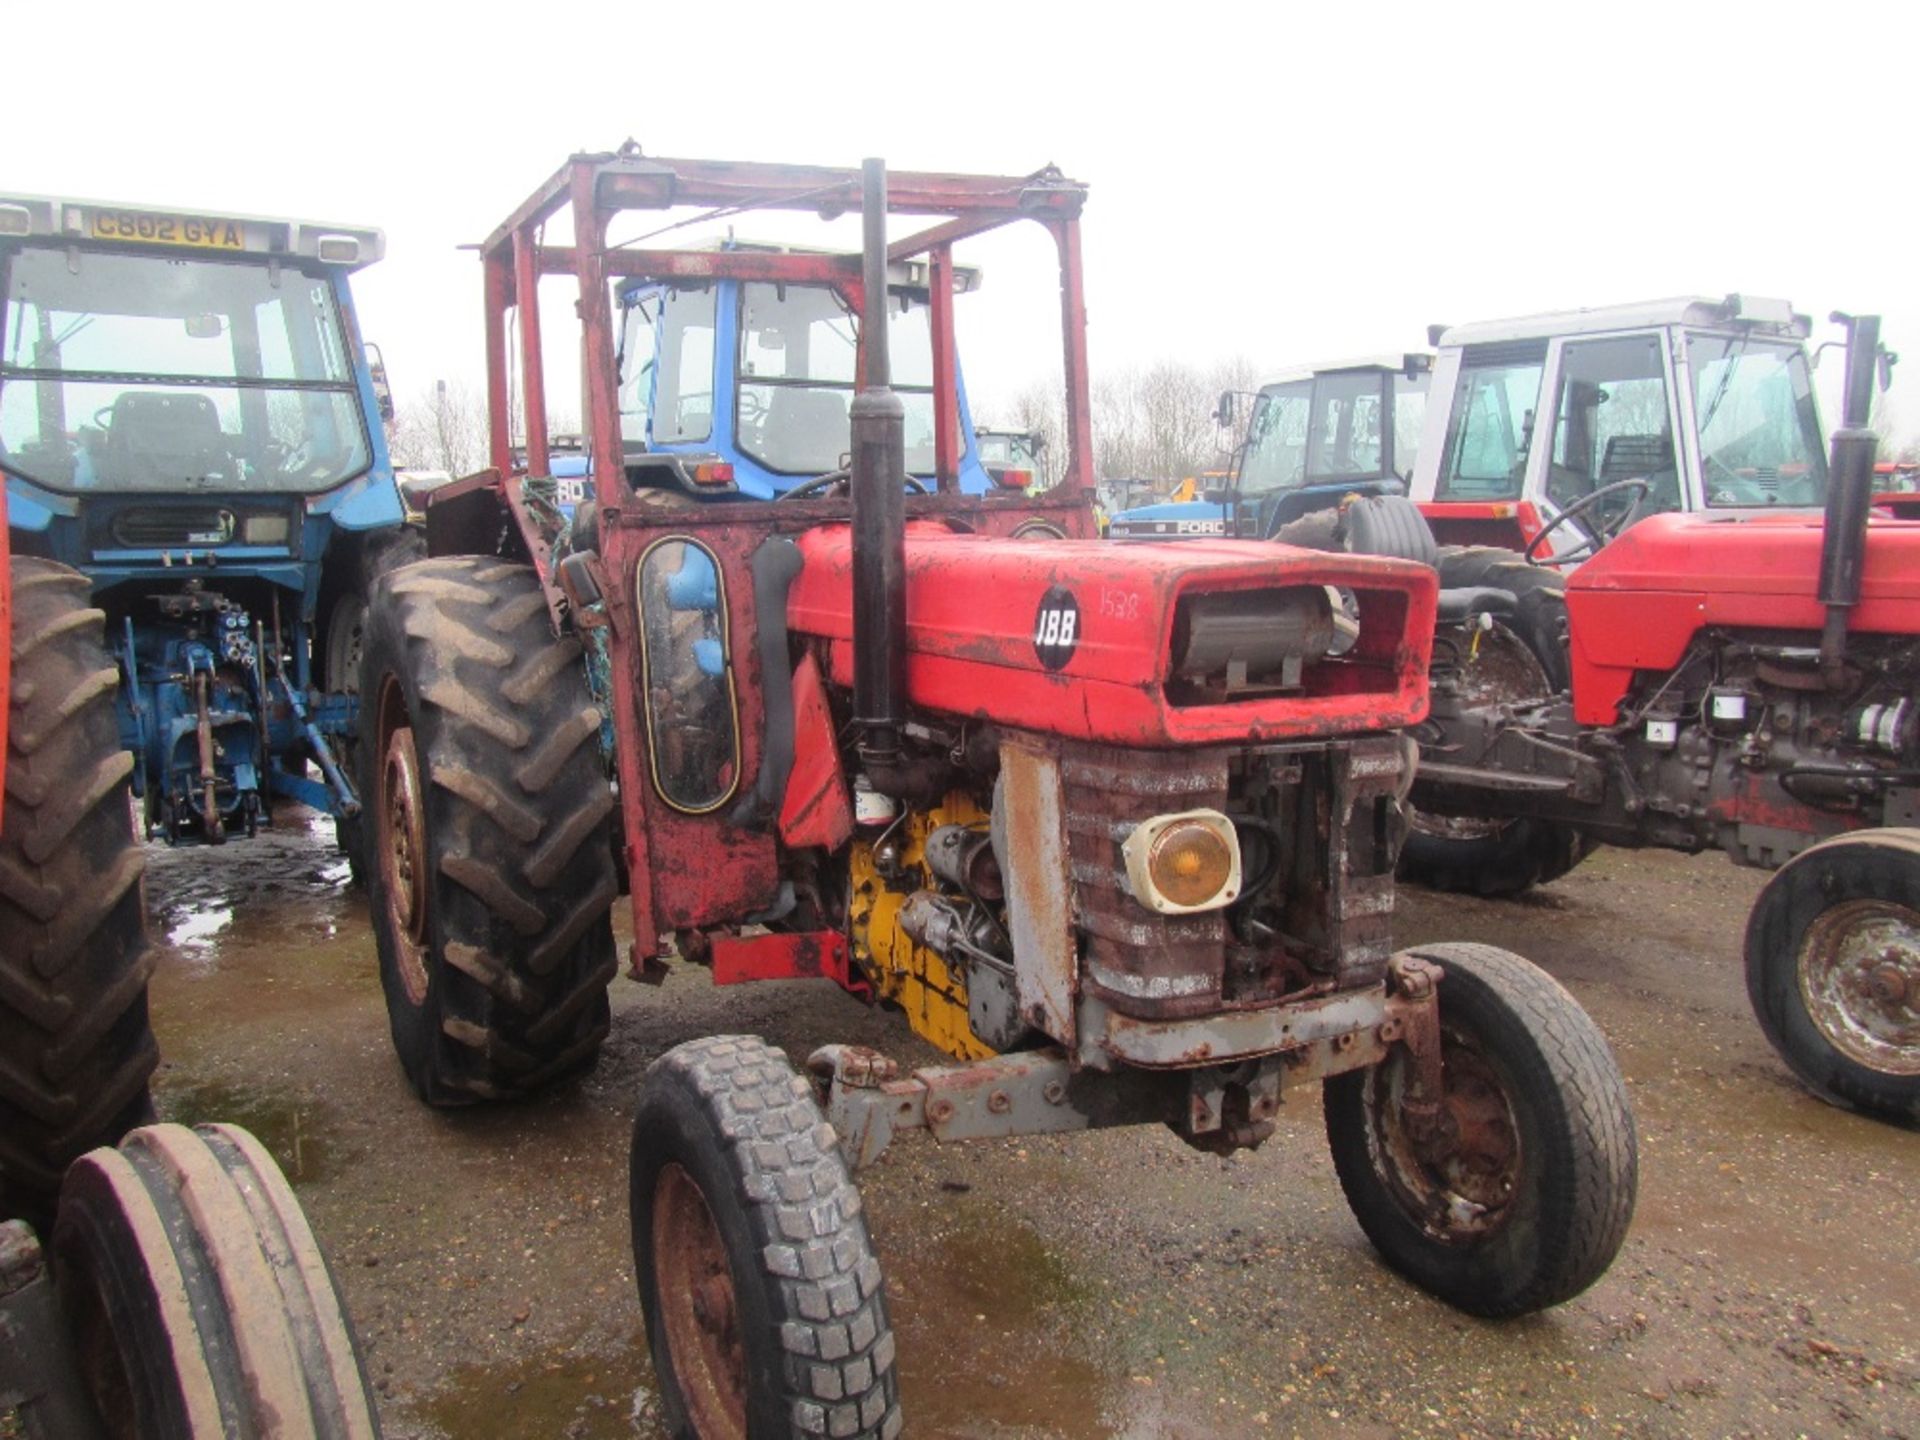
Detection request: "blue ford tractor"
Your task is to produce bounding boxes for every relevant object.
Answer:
[0,192,416,853]
[1107,353,1432,542]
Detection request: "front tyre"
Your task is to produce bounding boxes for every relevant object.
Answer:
[1745,830,1920,1125]
[52,1122,379,1439]
[359,557,618,1105]
[630,1036,901,1440]
[1324,943,1637,1317]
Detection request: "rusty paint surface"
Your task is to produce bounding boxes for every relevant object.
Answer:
[710,930,864,994]
[998,738,1077,1047]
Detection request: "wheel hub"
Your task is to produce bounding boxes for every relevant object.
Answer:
[377,717,431,1005]
[1798,900,1920,1075]
[652,1162,747,1439]
[1372,1032,1523,1243]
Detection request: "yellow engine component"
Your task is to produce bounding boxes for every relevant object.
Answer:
[848,793,996,1062]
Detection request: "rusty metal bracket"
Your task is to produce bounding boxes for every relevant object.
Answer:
[1382,952,1451,1145]
[807,1044,1181,1169]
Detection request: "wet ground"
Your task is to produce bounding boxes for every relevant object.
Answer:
[142,811,1918,1440]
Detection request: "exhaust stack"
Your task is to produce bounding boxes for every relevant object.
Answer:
[1817,312,1882,683]
[850,157,908,778]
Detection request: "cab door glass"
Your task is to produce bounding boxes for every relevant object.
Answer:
[637,538,740,814]
[651,288,717,445]
[1546,334,1678,518]
[617,292,658,446]
[1435,344,1545,499]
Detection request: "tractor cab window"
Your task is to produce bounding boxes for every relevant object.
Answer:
[735,283,937,477]
[1390,371,1428,480]
[637,537,740,814]
[1687,333,1827,507]
[1545,334,1680,521]
[1237,381,1311,494]
[616,290,659,447]
[648,286,716,445]
[0,246,371,494]
[1434,344,1545,500]
[1305,371,1388,481]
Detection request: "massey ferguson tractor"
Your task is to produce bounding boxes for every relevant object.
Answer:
[361,150,1638,1439]
[0,190,416,860]
[1395,303,1920,1124]
[0,456,377,1436]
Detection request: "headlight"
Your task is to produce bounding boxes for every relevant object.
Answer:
[242,514,290,545]
[1122,809,1242,914]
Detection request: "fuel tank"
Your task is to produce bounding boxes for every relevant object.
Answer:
[785,522,1436,746]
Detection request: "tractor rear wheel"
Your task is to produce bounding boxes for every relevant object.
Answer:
[1745,830,1920,1124]
[52,1122,379,1438]
[0,557,157,1230]
[630,1036,901,1440]
[330,526,429,884]
[359,556,618,1105]
[1323,943,1637,1317]
[1399,546,1587,897]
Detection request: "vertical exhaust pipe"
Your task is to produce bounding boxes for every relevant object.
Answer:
[1817,312,1882,683]
[850,157,908,778]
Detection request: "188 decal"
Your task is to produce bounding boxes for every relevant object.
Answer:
[1032,585,1080,671]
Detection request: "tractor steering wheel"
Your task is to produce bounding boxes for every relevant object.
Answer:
[92,404,117,431]
[777,468,929,501]
[1523,477,1651,566]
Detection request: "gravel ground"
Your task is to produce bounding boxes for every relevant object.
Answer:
[132,811,1918,1440]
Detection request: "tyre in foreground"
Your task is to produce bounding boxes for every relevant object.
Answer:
[630,1036,900,1440]
[52,1121,379,1439]
[1324,943,1637,1317]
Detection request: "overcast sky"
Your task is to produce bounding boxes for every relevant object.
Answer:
[13,0,1915,440]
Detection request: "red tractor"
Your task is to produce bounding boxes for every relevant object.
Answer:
[362,150,1639,1438]
[1402,313,1920,1124]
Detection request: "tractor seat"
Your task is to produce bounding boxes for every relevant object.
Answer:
[1599,433,1673,483]
[101,392,235,488]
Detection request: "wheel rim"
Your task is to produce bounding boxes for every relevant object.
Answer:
[652,1161,748,1439]
[376,680,431,1005]
[1796,898,1920,1075]
[1365,1028,1523,1243]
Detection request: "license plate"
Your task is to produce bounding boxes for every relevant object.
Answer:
[87,209,245,250]
[554,477,587,507]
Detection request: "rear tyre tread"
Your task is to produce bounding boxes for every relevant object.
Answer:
[1,556,157,1228]
[361,556,617,1106]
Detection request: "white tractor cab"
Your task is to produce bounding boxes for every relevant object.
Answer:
[1107,354,1430,542]
[1412,295,1831,561]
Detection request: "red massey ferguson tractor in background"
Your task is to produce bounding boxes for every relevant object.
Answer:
[1399,307,1920,1124]
[359,151,1638,1440]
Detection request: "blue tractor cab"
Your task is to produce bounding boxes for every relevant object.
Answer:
[1107,354,1431,541]
[0,192,414,848]
[606,241,999,500]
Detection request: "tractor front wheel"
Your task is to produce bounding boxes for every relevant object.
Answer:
[1324,943,1637,1317]
[1745,830,1920,1124]
[359,556,618,1105]
[630,1036,901,1440]
[51,1122,379,1439]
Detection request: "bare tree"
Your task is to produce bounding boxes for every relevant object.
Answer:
[1092,356,1259,485]
[391,380,488,476]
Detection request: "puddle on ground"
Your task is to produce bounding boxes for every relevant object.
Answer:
[414,1333,662,1440]
[888,1196,1152,1438]
[156,1077,344,1184]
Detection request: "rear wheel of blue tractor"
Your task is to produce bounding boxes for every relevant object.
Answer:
[358,556,619,1104]
[330,528,428,884]
[0,558,158,1231]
